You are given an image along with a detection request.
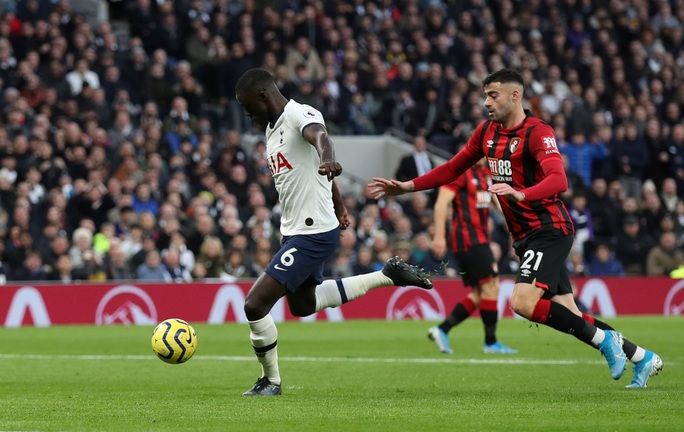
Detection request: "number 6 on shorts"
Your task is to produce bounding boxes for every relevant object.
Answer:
[280,247,298,267]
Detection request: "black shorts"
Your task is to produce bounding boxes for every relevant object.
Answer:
[454,243,498,287]
[512,229,573,295]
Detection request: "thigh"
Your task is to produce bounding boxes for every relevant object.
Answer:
[244,273,288,319]
[515,230,574,295]
[456,243,498,287]
[265,228,340,293]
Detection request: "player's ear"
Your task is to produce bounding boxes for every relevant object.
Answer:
[510,88,520,102]
[258,89,269,101]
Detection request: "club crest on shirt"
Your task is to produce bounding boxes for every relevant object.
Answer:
[510,137,520,153]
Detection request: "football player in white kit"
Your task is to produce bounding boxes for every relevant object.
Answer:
[235,68,433,396]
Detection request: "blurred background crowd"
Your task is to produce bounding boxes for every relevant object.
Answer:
[0,0,683,283]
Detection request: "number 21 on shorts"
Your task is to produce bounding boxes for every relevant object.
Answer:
[520,249,543,275]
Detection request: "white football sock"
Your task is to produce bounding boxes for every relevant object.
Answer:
[630,346,646,363]
[315,271,394,311]
[248,314,280,385]
[590,328,606,346]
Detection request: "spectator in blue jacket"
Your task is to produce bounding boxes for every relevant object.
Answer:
[132,183,159,216]
[561,130,608,187]
[588,243,625,276]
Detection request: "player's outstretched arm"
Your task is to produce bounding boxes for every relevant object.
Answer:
[370,138,482,199]
[303,123,342,181]
[368,178,415,199]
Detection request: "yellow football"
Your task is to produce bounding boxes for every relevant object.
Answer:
[151,318,197,364]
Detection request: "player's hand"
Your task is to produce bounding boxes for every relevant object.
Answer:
[489,183,525,202]
[336,206,350,230]
[319,160,342,181]
[431,236,447,258]
[368,178,414,199]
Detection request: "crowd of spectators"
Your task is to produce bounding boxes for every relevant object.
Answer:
[0,0,683,284]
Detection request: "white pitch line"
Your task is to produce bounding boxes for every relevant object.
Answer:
[0,353,620,365]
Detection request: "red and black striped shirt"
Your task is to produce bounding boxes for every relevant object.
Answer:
[443,166,491,252]
[414,115,574,242]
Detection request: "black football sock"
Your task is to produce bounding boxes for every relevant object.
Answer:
[480,298,498,345]
[439,296,476,334]
[531,299,599,345]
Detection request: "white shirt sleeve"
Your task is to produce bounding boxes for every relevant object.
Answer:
[290,104,326,134]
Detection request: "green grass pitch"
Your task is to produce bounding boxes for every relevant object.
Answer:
[0,317,682,431]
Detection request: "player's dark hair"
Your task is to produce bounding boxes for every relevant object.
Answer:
[482,68,524,88]
[235,68,274,94]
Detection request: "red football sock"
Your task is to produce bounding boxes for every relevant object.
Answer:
[462,296,477,314]
[531,299,551,324]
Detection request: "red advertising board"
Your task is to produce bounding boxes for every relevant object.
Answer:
[0,277,683,327]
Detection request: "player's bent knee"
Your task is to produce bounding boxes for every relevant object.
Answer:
[510,285,539,318]
[243,298,268,322]
[479,279,499,299]
[510,300,533,318]
[468,291,481,308]
[509,295,526,316]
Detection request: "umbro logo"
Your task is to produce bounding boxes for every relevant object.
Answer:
[486,140,494,148]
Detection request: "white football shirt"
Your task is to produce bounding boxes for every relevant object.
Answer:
[265,100,339,236]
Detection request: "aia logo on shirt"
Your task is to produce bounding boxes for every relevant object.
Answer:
[268,152,293,174]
